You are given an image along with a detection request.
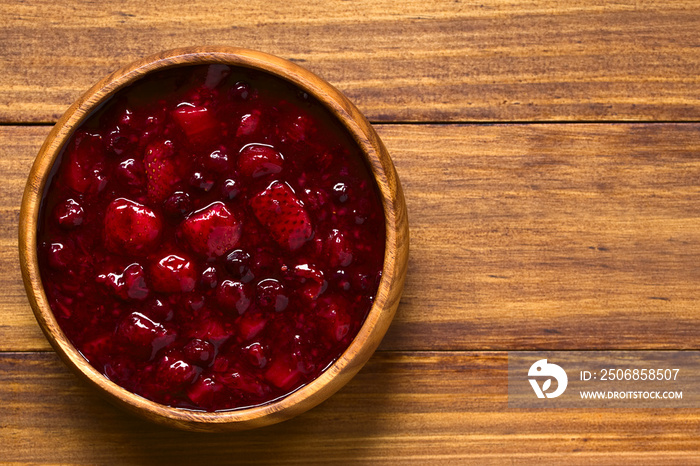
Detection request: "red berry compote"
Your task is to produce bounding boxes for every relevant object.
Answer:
[37,64,386,411]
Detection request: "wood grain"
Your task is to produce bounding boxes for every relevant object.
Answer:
[2,0,700,123]
[3,123,700,352]
[1,351,698,463]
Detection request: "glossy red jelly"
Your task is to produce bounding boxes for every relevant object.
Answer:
[37,64,385,411]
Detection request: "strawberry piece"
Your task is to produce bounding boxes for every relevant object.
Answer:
[115,312,176,359]
[115,158,146,187]
[46,242,72,270]
[64,131,107,194]
[216,279,252,315]
[212,355,230,372]
[155,353,201,388]
[277,113,314,144]
[96,263,149,301]
[187,317,231,345]
[149,254,197,293]
[244,342,267,368]
[238,144,284,178]
[264,356,301,390]
[80,333,113,363]
[249,181,313,251]
[187,376,223,408]
[318,295,353,342]
[288,263,327,302]
[224,371,267,396]
[103,198,162,255]
[236,110,261,137]
[53,198,84,229]
[146,298,174,322]
[171,105,219,142]
[204,64,231,89]
[180,202,242,258]
[144,139,180,204]
[332,312,352,342]
[102,356,136,385]
[237,312,267,341]
[122,264,149,300]
[326,229,353,267]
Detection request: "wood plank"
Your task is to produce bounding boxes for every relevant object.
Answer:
[1,351,698,464]
[2,0,700,123]
[0,127,47,351]
[3,124,700,351]
[381,122,700,350]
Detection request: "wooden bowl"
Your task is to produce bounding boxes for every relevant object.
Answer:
[18,47,409,431]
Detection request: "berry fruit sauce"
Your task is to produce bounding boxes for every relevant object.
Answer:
[37,64,386,411]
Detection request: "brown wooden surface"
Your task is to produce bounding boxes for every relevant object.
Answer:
[2,0,700,462]
[4,124,700,352]
[3,352,700,464]
[2,0,700,123]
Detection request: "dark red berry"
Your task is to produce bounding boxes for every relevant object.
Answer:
[230,81,250,100]
[155,353,200,388]
[105,127,136,156]
[332,182,350,203]
[221,178,240,200]
[224,249,254,283]
[256,279,288,312]
[244,342,267,368]
[147,298,174,321]
[115,158,146,187]
[54,199,84,229]
[163,192,192,218]
[189,171,215,192]
[183,338,216,366]
[203,149,230,172]
[200,266,219,290]
[46,242,71,270]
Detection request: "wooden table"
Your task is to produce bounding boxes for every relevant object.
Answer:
[2,0,700,462]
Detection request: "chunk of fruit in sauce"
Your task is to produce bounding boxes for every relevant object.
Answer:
[38,64,385,412]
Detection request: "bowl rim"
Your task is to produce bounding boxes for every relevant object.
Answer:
[18,46,409,431]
